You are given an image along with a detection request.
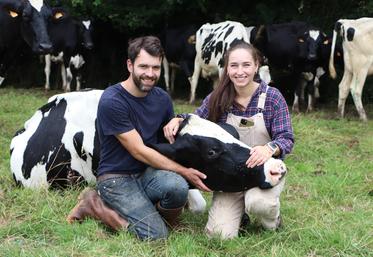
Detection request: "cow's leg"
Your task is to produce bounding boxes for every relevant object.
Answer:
[61,63,69,92]
[350,68,369,121]
[292,74,307,113]
[0,76,4,86]
[44,54,51,91]
[162,57,170,92]
[76,72,82,91]
[306,75,315,113]
[65,67,72,92]
[338,70,353,118]
[189,57,201,103]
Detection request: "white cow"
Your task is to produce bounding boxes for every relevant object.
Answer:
[329,18,373,121]
[189,21,271,103]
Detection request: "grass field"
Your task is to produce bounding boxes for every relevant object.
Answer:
[0,87,372,257]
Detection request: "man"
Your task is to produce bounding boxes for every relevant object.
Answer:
[67,36,210,240]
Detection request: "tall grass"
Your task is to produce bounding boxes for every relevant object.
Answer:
[0,87,372,257]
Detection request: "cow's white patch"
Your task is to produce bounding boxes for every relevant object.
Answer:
[258,65,271,84]
[0,76,4,86]
[10,110,43,185]
[82,20,91,30]
[29,0,43,12]
[179,114,249,148]
[69,55,85,69]
[309,30,320,41]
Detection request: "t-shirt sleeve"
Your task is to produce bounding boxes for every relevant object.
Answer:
[98,98,134,136]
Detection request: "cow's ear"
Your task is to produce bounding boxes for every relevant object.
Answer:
[217,122,239,139]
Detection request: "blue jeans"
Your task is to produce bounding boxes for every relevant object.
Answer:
[97,167,189,240]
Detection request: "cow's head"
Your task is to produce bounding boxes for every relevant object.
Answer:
[18,0,53,53]
[79,19,94,50]
[297,28,327,62]
[150,114,287,192]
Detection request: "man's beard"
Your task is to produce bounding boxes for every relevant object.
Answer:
[132,73,159,92]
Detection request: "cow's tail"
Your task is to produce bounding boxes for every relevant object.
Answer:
[329,21,340,79]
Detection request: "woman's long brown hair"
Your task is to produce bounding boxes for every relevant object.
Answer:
[207,42,262,122]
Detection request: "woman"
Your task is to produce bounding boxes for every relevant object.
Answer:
[164,42,294,239]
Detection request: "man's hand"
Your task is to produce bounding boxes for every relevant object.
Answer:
[246,145,273,168]
[181,168,212,192]
[163,117,183,144]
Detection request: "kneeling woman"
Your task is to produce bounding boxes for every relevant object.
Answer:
[164,42,294,239]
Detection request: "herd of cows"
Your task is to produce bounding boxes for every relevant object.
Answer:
[2,1,373,196]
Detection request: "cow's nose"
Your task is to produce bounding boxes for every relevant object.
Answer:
[85,42,94,50]
[308,53,317,60]
[39,43,53,53]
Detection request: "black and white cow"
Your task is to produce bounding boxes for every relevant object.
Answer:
[150,114,287,192]
[329,18,373,121]
[0,0,53,86]
[10,90,206,213]
[44,6,93,92]
[162,25,197,93]
[252,21,330,112]
[189,21,271,103]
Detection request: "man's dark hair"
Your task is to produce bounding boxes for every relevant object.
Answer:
[127,36,164,63]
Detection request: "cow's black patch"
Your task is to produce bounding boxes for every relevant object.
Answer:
[73,131,86,161]
[223,26,234,40]
[21,98,68,181]
[335,21,342,32]
[346,27,355,41]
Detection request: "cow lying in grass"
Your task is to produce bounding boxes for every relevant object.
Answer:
[9,90,205,213]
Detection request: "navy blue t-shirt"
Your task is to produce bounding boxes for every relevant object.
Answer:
[96,83,174,176]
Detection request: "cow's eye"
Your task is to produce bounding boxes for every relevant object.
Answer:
[54,12,64,19]
[8,10,19,18]
[208,149,216,156]
[298,38,305,43]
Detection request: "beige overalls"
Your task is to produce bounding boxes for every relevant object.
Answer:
[205,86,285,239]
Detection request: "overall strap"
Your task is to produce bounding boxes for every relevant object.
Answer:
[257,85,268,112]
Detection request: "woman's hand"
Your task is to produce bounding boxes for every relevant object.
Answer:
[246,145,273,168]
[163,117,183,143]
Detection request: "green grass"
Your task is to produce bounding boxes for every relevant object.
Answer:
[1,87,372,257]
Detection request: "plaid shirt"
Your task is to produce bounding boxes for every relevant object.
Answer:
[193,82,294,159]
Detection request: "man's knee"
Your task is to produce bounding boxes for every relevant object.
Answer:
[162,174,189,203]
[130,217,169,240]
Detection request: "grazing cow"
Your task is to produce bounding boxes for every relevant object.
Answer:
[10,90,206,213]
[329,18,373,121]
[0,0,53,86]
[44,6,93,92]
[162,25,197,93]
[189,21,272,103]
[150,114,287,192]
[253,21,330,112]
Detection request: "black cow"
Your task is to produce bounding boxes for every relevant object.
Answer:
[253,21,330,112]
[0,0,53,86]
[150,114,287,192]
[44,6,93,92]
[162,25,197,93]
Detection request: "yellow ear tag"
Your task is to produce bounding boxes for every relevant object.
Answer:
[54,12,63,19]
[9,10,19,18]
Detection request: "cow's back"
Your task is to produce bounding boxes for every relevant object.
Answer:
[10,89,103,188]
